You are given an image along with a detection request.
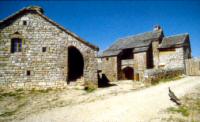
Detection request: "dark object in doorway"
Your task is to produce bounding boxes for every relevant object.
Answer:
[98,73,116,88]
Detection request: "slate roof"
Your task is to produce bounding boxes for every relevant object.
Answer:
[0,6,99,51]
[159,33,189,49]
[100,30,163,57]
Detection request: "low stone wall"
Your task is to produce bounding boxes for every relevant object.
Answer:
[143,68,184,84]
[185,58,200,76]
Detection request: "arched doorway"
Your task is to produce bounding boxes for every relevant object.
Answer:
[122,67,134,80]
[67,46,84,83]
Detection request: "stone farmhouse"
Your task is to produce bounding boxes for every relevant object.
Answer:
[99,26,191,82]
[0,6,99,89]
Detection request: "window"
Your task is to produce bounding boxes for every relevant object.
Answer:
[42,47,47,52]
[121,49,133,59]
[106,57,109,61]
[23,20,27,25]
[11,38,22,53]
[27,70,31,76]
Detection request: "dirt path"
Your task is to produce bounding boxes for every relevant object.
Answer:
[19,76,200,122]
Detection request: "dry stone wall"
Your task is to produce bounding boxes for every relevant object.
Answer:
[144,68,184,84]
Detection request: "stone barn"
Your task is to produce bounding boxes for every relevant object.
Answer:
[99,26,191,82]
[0,6,99,89]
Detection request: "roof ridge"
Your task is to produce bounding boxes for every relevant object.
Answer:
[164,33,189,38]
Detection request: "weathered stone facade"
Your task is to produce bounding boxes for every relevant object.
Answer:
[101,56,119,81]
[99,26,191,82]
[159,47,185,69]
[0,6,98,89]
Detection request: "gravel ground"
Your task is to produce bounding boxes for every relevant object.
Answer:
[18,76,200,122]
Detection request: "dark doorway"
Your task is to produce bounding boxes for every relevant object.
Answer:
[68,46,84,83]
[122,67,134,80]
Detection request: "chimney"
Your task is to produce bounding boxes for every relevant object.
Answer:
[27,6,44,14]
[153,25,161,31]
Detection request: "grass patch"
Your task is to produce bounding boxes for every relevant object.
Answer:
[0,87,65,121]
[152,76,182,85]
[0,102,27,117]
[0,110,17,117]
[29,88,53,94]
[165,89,200,121]
[84,87,96,93]
[84,81,97,93]
[0,89,26,101]
[167,106,190,117]
[160,76,182,83]
[196,100,200,112]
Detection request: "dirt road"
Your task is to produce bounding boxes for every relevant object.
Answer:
[20,76,200,122]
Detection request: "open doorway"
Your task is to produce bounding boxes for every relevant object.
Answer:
[67,46,84,84]
[122,67,134,80]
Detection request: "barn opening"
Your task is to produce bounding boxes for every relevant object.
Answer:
[67,46,84,83]
[122,67,134,80]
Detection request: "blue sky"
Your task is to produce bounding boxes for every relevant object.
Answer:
[0,0,200,56]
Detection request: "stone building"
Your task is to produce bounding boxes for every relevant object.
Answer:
[99,26,191,81]
[0,6,99,89]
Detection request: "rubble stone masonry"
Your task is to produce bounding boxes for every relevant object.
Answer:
[0,12,98,89]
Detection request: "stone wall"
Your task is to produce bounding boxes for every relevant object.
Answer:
[159,47,185,69]
[144,68,184,84]
[101,51,150,81]
[101,56,119,81]
[185,58,200,76]
[134,52,147,81]
[0,12,98,89]
[152,41,160,69]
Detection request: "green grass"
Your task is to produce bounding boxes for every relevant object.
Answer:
[84,87,96,93]
[0,89,26,101]
[152,76,182,85]
[0,88,54,118]
[167,106,190,117]
[28,88,54,95]
[84,81,97,93]
[0,102,27,117]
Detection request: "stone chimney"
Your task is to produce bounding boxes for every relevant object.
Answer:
[153,25,161,31]
[27,6,44,14]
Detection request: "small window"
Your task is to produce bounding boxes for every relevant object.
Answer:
[11,38,22,53]
[23,20,27,25]
[27,70,31,76]
[42,47,47,52]
[106,57,109,61]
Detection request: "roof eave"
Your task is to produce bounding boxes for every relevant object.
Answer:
[159,44,185,49]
